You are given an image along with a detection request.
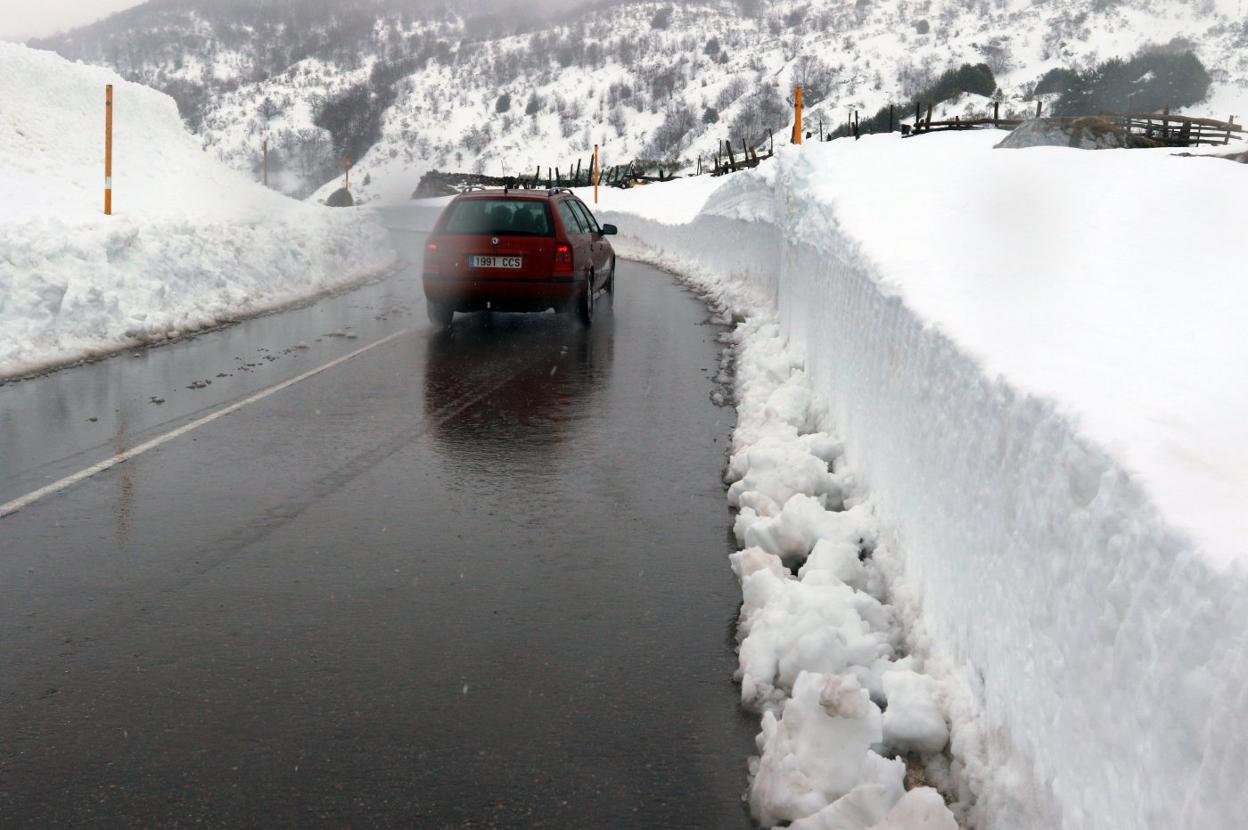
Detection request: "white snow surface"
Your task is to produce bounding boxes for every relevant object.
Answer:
[587,131,1248,829]
[0,43,394,378]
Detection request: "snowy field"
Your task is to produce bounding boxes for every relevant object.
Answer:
[0,43,395,379]
[570,131,1248,828]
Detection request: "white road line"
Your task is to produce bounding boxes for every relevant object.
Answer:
[0,328,415,520]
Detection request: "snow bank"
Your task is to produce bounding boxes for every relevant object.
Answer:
[0,43,394,378]
[592,132,1248,829]
[719,307,956,828]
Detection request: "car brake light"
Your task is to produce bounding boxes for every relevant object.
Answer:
[553,243,573,274]
[423,240,440,275]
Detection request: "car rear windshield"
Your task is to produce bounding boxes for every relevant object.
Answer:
[441,199,553,236]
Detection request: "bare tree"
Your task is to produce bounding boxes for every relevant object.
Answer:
[791,55,836,104]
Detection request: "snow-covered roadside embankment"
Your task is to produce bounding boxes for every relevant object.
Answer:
[0,43,395,379]
[591,131,1248,830]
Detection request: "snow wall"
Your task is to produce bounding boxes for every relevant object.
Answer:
[0,43,395,379]
[595,148,1248,829]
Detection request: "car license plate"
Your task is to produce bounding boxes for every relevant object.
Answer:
[469,255,521,269]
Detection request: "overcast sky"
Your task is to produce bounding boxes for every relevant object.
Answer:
[1,0,146,41]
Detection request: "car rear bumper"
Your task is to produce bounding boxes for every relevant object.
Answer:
[423,274,585,312]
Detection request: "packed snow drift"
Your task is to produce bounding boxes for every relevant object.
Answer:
[579,129,1248,829]
[0,43,394,379]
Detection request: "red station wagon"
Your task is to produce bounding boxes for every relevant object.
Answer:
[422,189,618,326]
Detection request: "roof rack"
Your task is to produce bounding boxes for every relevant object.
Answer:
[459,183,513,194]
[452,184,571,196]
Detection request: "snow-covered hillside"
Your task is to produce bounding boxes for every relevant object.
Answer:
[339,0,1248,202]
[576,133,1248,829]
[0,43,394,378]
[32,0,1248,203]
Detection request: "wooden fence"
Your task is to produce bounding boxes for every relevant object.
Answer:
[413,156,675,197]
[708,132,775,176]
[903,101,1242,147]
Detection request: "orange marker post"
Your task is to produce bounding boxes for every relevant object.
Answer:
[793,85,803,145]
[344,158,351,193]
[104,84,113,215]
[593,144,599,205]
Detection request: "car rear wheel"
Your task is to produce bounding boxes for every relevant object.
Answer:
[606,256,616,295]
[427,301,453,328]
[577,273,595,326]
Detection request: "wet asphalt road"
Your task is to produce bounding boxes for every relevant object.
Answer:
[0,206,757,828]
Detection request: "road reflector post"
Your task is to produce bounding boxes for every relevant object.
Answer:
[593,144,599,204]
[793,85,803,144]
[104,84,113,215]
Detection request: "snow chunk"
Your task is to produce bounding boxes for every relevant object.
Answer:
[788,783,900,830]
[872,787,958,830]
[729,546,788,582]
[788,783,957,830]
[737,568,894,708]
[738,494,874,568]
[750,672,905,827]
[727,437,846,515]
[800,537,870,592]
[881,670,949,755]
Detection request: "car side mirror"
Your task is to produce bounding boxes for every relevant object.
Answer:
[600,224,618,236]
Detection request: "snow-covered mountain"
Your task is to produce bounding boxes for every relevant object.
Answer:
[33,0,1248,202]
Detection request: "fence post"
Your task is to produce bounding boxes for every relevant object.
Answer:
[104,84,113,215]
[793,85,803,144]
[888,104,894,133]
[915,101,921,129]
[993,101,999,126]
[593,144,599,204]
[1035,100,1043,118]
[925,103,933,129]
[262,138,268,187]
[344,158,350,197]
